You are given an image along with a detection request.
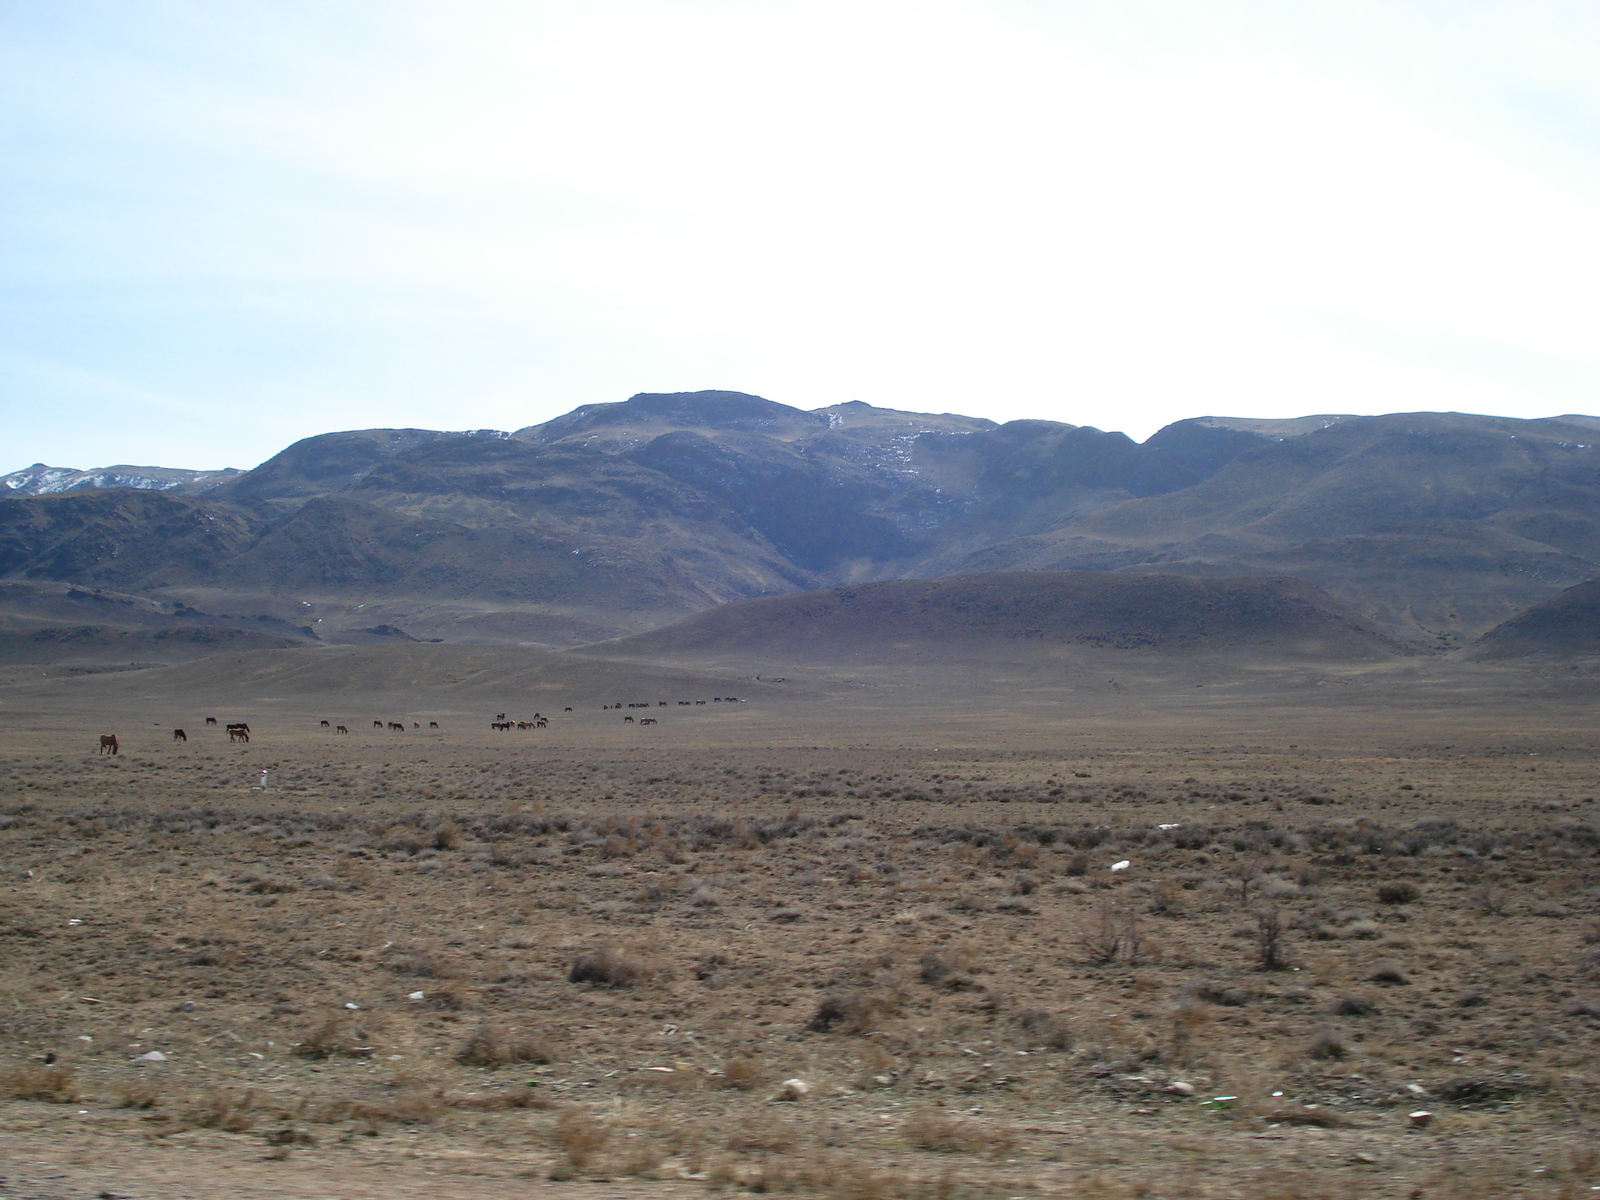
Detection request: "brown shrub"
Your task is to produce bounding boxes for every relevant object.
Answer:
[1255,908,1289,970]
[294,1017,374,1059]
[554,1106,610,1168]
[1377,882,1419,905]
[1014,1008,1073,1050]
[807,990,898,1034]
[433,821,462,850]
[0,1063,77,1103]
[569,947,648,988]
[726,1118,799,1152]
[455,1023,557,1067]
[1306,1028,1349,1059]
[902,1109,1018,1155]
[185,1087,258,1132]
[113,1078,163,1109]
[721,1056,764,1090]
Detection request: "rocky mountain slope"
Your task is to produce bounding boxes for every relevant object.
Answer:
[0,462,241,496]
[1,391,1597,660]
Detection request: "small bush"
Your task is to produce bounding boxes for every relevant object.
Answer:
[1014,1008,1073,1050]
[807,990,896,1034]
[554,1106,610,1168]
[720,1056,764,1090]
[1255,908,1289,970]
[1307,1028,1349,1059]
[185,1087,258,1132]
[1332,995,1379,1016]
[433,821,462,850]
[568,947,647,988]
[0,1063,77,1103]
[295,1017,373,1059]
[902,1109,1018,1155]
[1377,882,1419,905]
[1473,884,1512,915]
[455,1024,556,1067]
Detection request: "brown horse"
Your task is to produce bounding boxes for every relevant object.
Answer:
[98,734,118,755]
[335,725,349,734]
[173,728,186,742]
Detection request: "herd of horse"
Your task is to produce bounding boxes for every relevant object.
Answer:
[97,695,748,752]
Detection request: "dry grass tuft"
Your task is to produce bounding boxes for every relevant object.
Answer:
[0,1062,77,1103]
[1377,881,1419,905]
[902,1109,1018,1156]
[568,946,649,988]
[1306,1027,1349,1060]
[294,1016,375,1059]
[1014,1007,1073,1050]
[185,1087,258,1132]
[807,989,899,1034]
[720,1056,765,1090]
[554,1106,611,1169]
[455,1023,557,1066]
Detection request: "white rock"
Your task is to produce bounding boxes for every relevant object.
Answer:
[1408,1110,1433,1128]
[774,1078,809,1101]
[1405,1083,1427,1097]
[136,1051,167,1062]
[1157,824,1181,830]
[344,1002,360,1010]
[1110,860,1131,872]
[1165,1081,1197,1096]
[407,991,425,1000]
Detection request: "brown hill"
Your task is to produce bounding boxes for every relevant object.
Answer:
[933,412,1600,640]
[5,395,1600,657]
[597,571,1419,661]
[1467,579,1600,659]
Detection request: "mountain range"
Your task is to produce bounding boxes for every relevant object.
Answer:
[3,390,1599,662]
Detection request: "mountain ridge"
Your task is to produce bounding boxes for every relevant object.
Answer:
[3,391,1598,659]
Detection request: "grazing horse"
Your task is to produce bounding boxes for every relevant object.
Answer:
[564,707,572,712]
[335,725,349,734]
[624,715,634,723]
[204,717,217,726]
[227,724,250,743]
[639,717,657,725]
[320,719,330,727]
[373,720,384,728]
[388,722,404,732]
[495,712,506,721]
[173,728,187,742]
[429,721,438,728]
[98,734,118,755]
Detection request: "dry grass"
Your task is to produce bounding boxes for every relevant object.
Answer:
[0,1062,77,1103]
[0,724,1596,1198]
[454,1023,557,1066]
[901,1109,1018,1156]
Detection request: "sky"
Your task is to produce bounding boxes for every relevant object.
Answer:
[6,0,1600,473]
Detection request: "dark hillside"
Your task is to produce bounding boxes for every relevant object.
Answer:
[599,570,1418,661]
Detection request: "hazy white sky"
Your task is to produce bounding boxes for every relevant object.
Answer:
[6,0,1600,471]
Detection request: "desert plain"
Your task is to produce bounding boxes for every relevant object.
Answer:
[0,642,1596,1200]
